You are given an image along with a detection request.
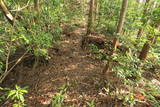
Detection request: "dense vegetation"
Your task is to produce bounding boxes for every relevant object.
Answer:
[0,0,160,107]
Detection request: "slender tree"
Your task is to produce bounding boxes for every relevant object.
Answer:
[86,0,95,35]
[33,0,40,24]
[112,0,128,53]
[116,0,128,34]
[138,0,159,60]
[139,41,150,60]
[94,0,99,20]
[137,0,150,38]
[103,0,128,74]
[34,0,39,12]
[81,0,95,49]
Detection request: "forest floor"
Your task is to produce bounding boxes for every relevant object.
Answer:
[2,25,123,107]
[1,1,160,107]
[1,24,159,107]
[1,16,159,107]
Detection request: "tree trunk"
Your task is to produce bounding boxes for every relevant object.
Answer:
[139,41,150,60]
[94,0,99,20]
[86,0,94,35]
[138,0,156,61]
[82,0,95,49]
[137,0,150,38]
[102,60,111,74]
[103,0,128,74]
[33,0,40,24]
[137,28,143,38]
[116,0,128,34]
[34,0,39,12]
[112,37,119,54]
[112,0,128,53]
[0,0,14,25]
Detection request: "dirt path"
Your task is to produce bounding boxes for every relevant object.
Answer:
[7,26,108,107]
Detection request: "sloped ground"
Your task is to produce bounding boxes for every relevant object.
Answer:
[1,26,156,107]
[2,26,120,107]
[22,27,113,107]
[26,27,105,106]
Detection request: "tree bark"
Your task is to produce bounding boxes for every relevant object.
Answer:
[102,60,111,74]
[33,0,40,24]
[112,0,128,53]
[82,0,95,49]
[86,0,94,35]
[137,28,143,39]
[137,0,150,38]
[94,0,99,20]
[103,0,128,74]
[139,41,150,60]
[0,0,14,25]
[116,0,128,34]
[34,0,39,12]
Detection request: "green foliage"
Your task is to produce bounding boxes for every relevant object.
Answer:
[113,52,144,82]
[85,99,95,107]
[95,0,144,35]
[95,0,121,35]
[0,0,82,80]
[111,49,160,105]
[0,62,3,74]
[0,0,160,106]
[52,93,66,107]
[144,82,160,106]
[123,93,136,106]
[0,85,28,107]
[51,84,68,107]
[101,86,137,106]
[89,44,107,60]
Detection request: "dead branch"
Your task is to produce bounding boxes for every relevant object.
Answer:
[0,51,28,83]
[10,0,31,12]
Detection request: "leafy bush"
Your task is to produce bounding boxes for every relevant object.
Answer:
[0,85,28,107]
[51,85,68,107]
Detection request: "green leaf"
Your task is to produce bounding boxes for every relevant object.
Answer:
[13,103,22,107]
[0,87,3,90]
[15,85,20,90]
[23,86,29,90]
[20,89,28,93]
[13,103,19,107]
[19,94,25,103]
[7,90,16,99]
